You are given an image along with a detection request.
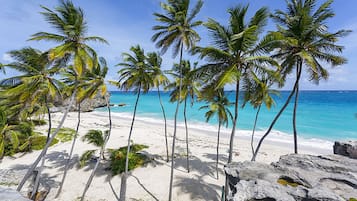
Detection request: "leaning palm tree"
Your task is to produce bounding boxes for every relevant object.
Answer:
[242,74,278,156]
[18,0,107,192]
[79,57,111,201]
[252,0,349,160]
[194,5,277,164]
[199,89,233,179]
[167,60,200,173]
[152,0,203,199]
[0,48,64,197]
[117,45,153,201]
[147,52,170,162]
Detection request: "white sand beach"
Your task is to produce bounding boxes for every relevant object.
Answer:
[1,111,332,201]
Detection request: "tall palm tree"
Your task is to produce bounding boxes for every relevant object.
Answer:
[167,60,200,173]
[252,0,349,160]
[152,0,203,199]
[17,0,107,192]
[146,52,170,162]
[194,5,277,164]
[199,89,233,179]
[116,45,153,201]
[78,57,111,201]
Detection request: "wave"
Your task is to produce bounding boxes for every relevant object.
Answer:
[93,111,333,152]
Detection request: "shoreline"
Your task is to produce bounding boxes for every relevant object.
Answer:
[1,111,333,200]
[93,110,333,155]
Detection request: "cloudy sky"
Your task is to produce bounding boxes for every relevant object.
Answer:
[1,0,357,91]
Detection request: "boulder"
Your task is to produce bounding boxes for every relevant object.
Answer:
[52,91,110,112]
[225,154,357,201]
[0,187,30,201]
[333,141,357,159]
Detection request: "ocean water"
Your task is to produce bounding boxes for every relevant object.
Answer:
[96,90,357,147]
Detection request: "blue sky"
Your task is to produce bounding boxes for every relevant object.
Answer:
[1,0,357,90]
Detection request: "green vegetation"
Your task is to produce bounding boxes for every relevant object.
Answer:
[52,127,76,142]
[30,135,59,150]
[349,198,357,201]
[277,178,301,187]
[109,144,149,175]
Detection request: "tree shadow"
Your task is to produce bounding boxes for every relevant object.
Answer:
[174,174,221,200]
[131,175,159,201]
[174,155,217,179]
[44,151,79,171]
[203,153,229,166]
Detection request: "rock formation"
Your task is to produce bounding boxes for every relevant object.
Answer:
[333,141,357,159]
[52,91,110,112]
[225,154,357,201]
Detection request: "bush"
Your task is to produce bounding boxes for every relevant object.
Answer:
[109,144,149,175]
[52,127,76,142]
[30,119,47,126]
[30,135,59,150]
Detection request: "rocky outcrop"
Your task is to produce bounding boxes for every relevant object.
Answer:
[225,154,357,201]
[333,141,357,159]
[0,187,30,201]
[52,92,110,112]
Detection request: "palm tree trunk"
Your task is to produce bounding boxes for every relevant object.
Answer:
[81,96,112,201]
[168,44,183,201]
[228,81,240,163]
[157,87,169,162]
[30,98,52,199]
[251,65,302,161]
[17,90,76,192]
[293,62,301,154]
[216,122,221,180]
[119,87,141,201]
[183,97,190,173]
[56,103,81,197]
[251,105,261,156]
[225,81,240,199]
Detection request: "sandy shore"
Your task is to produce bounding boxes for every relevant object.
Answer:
[1,111,331,201]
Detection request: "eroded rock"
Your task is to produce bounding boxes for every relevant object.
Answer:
[333,141,357,159]
[225,154,357,201]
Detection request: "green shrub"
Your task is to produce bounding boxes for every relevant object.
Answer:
[30,135,59,150]
[349,198,357,201]
[109,144,149,175]
[31,119,47,126]
[52,127,76,142]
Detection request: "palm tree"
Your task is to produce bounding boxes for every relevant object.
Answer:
[252,0,349,160]
[0,48,64,197]
[152,0,203,199]
[116,45,153,201]
[17,0,107,192]
[199,89,233,179]
[242,74,278,156]
[79,57,111,201]
[194,5,277,164]
[167,60,200,173]
[146,52,170,162]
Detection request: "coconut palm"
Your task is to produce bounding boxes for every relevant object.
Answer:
[146,52,170,162]
[152,0,203,199]
[252,0,349,160]
[167,60,200,173]
[194,5,277,164]
[242,73,279,156]
[199,89,233,179]
[18,0,107,192]
[116,45,153,201]
[79,57,111,201]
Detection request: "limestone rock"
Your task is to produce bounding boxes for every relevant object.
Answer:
[0,187,30,201]
[225,154,357,201]
[333,141,357,159]
[52,91,110,112]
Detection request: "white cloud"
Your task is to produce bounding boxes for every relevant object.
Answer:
[2,53,13,62]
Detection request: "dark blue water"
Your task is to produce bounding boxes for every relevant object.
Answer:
[97,90,357,141]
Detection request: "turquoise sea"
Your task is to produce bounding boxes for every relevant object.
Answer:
[96,90,357,148]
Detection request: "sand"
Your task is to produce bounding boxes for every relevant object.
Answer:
[0,111,331,201]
